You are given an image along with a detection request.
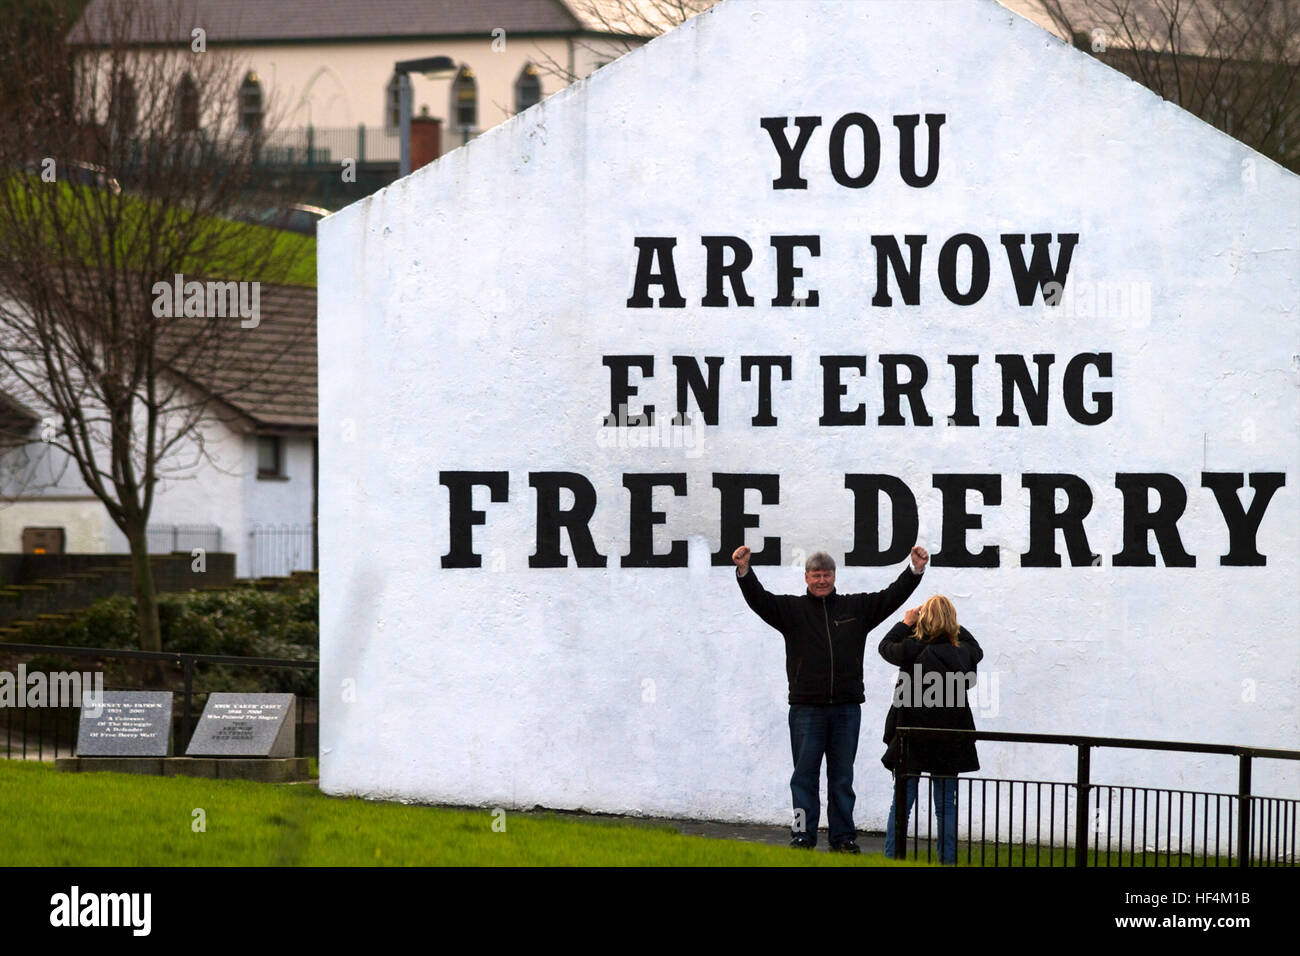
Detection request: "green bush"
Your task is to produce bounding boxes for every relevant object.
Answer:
[16,587,318,695]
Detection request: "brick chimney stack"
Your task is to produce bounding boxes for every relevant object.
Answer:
[410,110,443,172]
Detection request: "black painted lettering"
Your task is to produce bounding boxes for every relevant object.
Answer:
[871,235,927,306]
[829,112,881,188]
[1201,472,1286,566]
[1112,473,1195,567]
[932,474,1002,568]
[701,236,755,307]
[1063,352,1113,425]
[878,355,933,426]
[529,472,608,568]
[602,355,654,426]
[760,115,823,189]
[672,355,724,426]
[938,233,990,305]
[819,356,867,425]
[996,354,1055,426]
[1021,474,1098,567]
[1000,233,1080,306]
[844,475,918,566]
[947,355,980,426]
[440,471,509,568]
[626,237,687,308]
[622,473,688,568]
[893,113,945,187]
[770,235,820,307]
[712,473,781,566]
[740,355,792,427]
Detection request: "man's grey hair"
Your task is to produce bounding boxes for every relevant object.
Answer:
[806,551,836,572]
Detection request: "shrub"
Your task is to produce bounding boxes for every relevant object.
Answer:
[13,587,318,696]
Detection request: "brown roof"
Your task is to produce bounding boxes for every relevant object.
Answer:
[66,0,655,45]
[0,391,39,447]
[1,274,316,433]
[192,282,317,431]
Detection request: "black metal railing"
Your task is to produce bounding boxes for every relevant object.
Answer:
[891,728,1299,866]
[254,125,401,166]
[0,643,318,761]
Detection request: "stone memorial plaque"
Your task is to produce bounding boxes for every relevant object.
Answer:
[76,691,173,757]
[185,693,296,757]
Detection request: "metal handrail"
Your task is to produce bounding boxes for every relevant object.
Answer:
[891,726,1299,867]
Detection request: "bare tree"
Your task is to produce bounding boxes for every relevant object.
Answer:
[1028,0,1299,171]
[0,0,310,651]
[536,2,1295,171]
[531,0,722,85]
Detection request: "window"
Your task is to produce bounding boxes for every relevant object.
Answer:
[515,64,541,113]
[386,73,402,130]
[451,65,477,131]
[176,72,199,132]
[257,435,283,477]
[238,71,263,134]
[110,75,137,139]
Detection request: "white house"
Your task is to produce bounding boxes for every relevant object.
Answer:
[0,283,317,578]
[67,0,693,161]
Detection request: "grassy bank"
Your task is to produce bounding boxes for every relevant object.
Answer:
[0,761,922,867]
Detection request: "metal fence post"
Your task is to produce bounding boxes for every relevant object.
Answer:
[893,732,910,860]
[1238,753,1252,868]
[1075,744,1091,867]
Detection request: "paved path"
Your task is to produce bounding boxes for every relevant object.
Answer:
[514,805,890,854]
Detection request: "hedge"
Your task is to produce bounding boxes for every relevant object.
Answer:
[12,586,318,696]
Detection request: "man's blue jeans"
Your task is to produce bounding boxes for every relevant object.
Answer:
[885,775,960,863]
[788,703,861,846]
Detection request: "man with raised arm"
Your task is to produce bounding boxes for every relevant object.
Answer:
[732,543,929,852]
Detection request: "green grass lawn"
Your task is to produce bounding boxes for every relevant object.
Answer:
[0,761,924,867]
[3,173,317,287]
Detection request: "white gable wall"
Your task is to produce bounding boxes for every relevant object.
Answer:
[318,0,1300,830]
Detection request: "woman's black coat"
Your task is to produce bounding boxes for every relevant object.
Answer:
[879,622,983,775]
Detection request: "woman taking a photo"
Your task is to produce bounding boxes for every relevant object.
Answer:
[879,595,982,864]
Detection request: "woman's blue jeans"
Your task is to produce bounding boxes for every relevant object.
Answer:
[885,775,960,863]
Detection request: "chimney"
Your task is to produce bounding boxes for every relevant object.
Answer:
[410,109,443,171]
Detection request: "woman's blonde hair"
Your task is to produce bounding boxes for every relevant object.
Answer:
[910,595,960,646]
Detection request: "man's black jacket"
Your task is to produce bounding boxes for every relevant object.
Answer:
[736,565,922,704]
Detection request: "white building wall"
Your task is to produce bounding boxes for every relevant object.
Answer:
[210,37,608,134]
[0,498,112,553]
[0,399,313,578]
[113,416,249,565]
[242,433,316,577]
[319,0,1299,829]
